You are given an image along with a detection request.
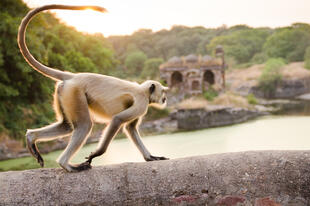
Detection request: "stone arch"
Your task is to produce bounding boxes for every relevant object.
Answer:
[192,80,200,90]
[203,70,215,85]
[171,71,183,87]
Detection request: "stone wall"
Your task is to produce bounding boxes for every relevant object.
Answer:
[1,150,309,205]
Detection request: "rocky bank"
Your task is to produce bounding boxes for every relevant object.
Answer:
[227,62,310,99]
[175,106,267,130]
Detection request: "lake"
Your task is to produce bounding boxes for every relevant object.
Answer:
[0,115,309,171]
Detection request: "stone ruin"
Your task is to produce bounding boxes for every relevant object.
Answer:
[159,52,226,95]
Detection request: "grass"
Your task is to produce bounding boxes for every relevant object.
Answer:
[176,92,253,110]
[247,94,258,105]
[211,92,253,109]
[177,97,208,109]
[281,62,310,79]
[0,152,60,171]
[203,87,218,101]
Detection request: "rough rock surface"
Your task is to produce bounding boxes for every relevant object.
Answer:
[176,107,266,130]
[1,150,310,206]
[140,117,178,134]
[235,79,310,99]
[249,79,310,99]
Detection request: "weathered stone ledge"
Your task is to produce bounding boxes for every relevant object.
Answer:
[176,107,267,130]
[233,77,310,99]
[1,150,310,205]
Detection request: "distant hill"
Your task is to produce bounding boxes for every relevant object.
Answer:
[107,23,310,67]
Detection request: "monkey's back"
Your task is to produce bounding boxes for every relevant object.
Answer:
[63,73,147,121]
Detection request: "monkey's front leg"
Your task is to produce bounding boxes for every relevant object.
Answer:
[124,118,169,161]
[85,116,123,164]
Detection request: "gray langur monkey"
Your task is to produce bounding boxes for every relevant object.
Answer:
[18,4,169,172]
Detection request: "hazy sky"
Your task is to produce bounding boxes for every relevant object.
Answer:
[23,0,310,36]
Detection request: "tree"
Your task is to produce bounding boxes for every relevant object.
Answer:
[125,51,147,75]
[304,46,310,69]
[263,25,310,62]
[141,58,164,79]
[64,51,97,73]
[0,0,116,139]
[258,58,285,97]
[207,28,271,63]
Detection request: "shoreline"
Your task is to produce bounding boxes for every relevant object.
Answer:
[1,98,309,161]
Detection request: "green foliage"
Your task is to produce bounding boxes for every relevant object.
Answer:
[141,58,164,79]
[0,153,59,171]
[304,46,310,69]
[125,51,147,75]
[143,107,170,121]
[203,87,218,101]
[109,23,310,69]
[251,52,268,64]
[64,51,97,73]
[108,25,219,61]
[247,94,258,105]
[263,24,310,62]
[0,0,115,140]
[207,28,271,63]
[159,79,168,87]
[258,58,286,96]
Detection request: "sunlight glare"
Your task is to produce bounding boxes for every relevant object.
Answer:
[24,0,310,37]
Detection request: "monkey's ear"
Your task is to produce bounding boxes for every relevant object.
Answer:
[149,84,155,94]
[163,86,169,91]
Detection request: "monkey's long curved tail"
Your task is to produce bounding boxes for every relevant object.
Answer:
[17,5,107,81]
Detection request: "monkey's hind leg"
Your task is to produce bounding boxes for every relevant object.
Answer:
[26,130,44,167]
[26,84,73,167]
[26,120,73,167]
[57,121,93,172]
[56,88,93,172]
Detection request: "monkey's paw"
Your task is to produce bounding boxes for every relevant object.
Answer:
[26,136,44,167]
[70,162,92,172]
[145,155,169,161]
[37,154,44,167]
[85,154,94,164]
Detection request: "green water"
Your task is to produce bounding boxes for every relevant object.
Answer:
[1,115,310,172]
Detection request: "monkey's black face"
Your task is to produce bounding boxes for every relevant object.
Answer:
[148,81,168,109]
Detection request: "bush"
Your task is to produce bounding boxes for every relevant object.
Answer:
[203,87,218,101]
[251,52,268,64]
[263,26,310,62]
[258,58,285,97]
[140,58,164,79]
[143,107,170,121]
[124,51,147,76]
[247,94,258,105]
[304,46,310,70]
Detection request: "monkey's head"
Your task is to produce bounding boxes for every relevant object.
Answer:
[142,80,169,108]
